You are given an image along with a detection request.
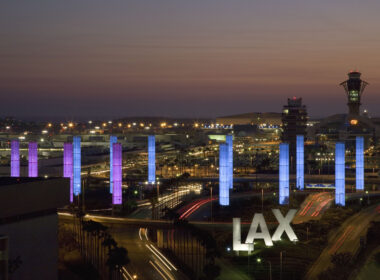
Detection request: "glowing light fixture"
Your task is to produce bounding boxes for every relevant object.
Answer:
[112,143,122,205]
[219,143,229,206]
[109,135,118,193]
[296,135,304,190]
[73,136,81,196]
[63,143,73,202]
[226,135,233,189]
[279,143,289,205]
[335,142,345,206]
[28,142,38,177]
[11,140,20,177]
[148,135,156,183]
[356,137,364,191]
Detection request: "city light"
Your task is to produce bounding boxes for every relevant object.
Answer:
[73,136,81,196]
[219,143,229,206]
[335,142,345,206]
[28,142,38,177]
[279,143,289,205]
[11,139,20,177]
[112,143,122,205]
[296,135,304,190]
[356,136,364,191]
[109,135,118,194]
[148,135,156,184]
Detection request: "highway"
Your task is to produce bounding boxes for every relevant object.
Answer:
[305,203,380,280]
[109,224,188,280]
[293,192,334,224]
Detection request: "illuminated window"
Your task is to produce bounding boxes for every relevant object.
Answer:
[350,119,358,125]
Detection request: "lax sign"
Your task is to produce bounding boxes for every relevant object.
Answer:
[233,209,298,252]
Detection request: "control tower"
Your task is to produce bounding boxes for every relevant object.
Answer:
[340,71,368,115]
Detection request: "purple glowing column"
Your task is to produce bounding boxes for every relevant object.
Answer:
[63,143,74,203]
[11,140,20,177]
[28,142,38,177]
[112,143,122,205]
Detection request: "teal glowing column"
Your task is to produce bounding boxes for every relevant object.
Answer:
[148,135,156,183]
[109,135,118,193]
[335,142,345,206]
[11,140,20,177]
[356,137,364,191]
[63,143,73,203]
[28,142,38,177]
[112,143,122,205]
[73,136,81,196]
[296,135,304,190]
[219,143,229,206]
[226,135,233,189]
[279,143,289,205]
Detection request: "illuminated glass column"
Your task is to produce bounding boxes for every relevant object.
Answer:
[73,136,81,196]
[63,143,74,203]
[109,135,118,193]
[148,135,156,183]
[112,143,122,205]
[226,135,233,189]
[219,143,229,206]
[296,135,304,190]
[356,136,364,191]
[11,140,20,177]
[28,142,38,177]
[335,142,345,206]
[279,143,289,205]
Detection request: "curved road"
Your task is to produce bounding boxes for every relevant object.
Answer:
[306,203,380,280]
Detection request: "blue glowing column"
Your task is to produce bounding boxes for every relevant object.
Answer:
[11,140,20,177]
[112,143,122,205]
[219,143,229,206]
[356,136,364,191]
[296,135,304,190]
[73,136,81,196]
[226,135,233,189]
[28,142,38,177]
[335,142,345,206]
[279,143,289,205]
[148,135,156,183]
[63,143,74,203]
[109,135,118,193]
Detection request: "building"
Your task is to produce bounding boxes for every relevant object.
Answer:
[281,97,308,163]
[313,71,379,148]
[340,71,368,116]
[0,177,69,280]
[216,112,282,127]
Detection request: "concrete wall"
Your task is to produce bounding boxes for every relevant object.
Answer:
[0,214,58,280]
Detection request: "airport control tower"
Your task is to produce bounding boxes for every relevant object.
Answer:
[340,71,368,115]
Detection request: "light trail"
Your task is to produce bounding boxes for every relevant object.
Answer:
[149,244,177,271]
[146,244,172,271]
[149,260,168,280]
[329,226,354,254]
[154,260,175,280]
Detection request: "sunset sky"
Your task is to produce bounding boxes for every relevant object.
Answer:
[1,0,380,120]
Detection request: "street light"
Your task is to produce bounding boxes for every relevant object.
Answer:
[256,258,272,280]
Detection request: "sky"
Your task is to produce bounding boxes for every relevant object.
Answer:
[1,0,380,121]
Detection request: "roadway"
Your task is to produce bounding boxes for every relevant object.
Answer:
[305,203,380,280]
[109,224,188,280]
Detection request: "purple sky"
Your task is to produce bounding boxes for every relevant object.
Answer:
[1,0,380,120]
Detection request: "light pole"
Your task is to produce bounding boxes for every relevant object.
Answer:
[261,188,264,213]
[210,186,213,222]
[280,250,285,280]
[257,258,272,280]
